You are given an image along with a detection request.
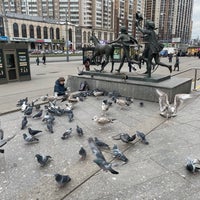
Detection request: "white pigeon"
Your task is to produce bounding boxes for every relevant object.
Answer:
[21,101,28,112]
[156,89,192,118]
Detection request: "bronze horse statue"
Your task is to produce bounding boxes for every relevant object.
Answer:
[89,34,115,73]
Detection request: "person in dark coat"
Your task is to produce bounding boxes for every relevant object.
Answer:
[173,55,180,71]
[42,54,46,64]
[54,77,67,96]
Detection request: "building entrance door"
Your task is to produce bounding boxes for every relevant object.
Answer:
[4,51,18,81]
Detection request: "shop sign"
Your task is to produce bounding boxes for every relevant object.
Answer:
[10,37,29,42]
[0,36,8,41]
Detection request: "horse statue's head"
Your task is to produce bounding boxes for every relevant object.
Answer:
[89,33,100,45]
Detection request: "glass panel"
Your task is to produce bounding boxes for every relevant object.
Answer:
[6,54,15,68]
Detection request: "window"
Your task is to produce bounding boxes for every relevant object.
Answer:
[56,28,60,39]
[69,28,72,42]
[50,27,54,39]
[29,25,34,38]
[36,26,41,38]
[21,24,27,37]
[43,26,48,39]
[13,23,19,37]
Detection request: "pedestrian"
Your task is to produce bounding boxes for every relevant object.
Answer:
[168,53,173,63]
[54,77,67,96]
[42,54,46,65]
[36,56,40,65]
[84,56,90,71]
[174,55,179,71]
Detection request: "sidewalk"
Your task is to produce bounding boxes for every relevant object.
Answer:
[1,58,200,200]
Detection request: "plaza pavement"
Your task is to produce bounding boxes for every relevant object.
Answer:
[0,57,200,200]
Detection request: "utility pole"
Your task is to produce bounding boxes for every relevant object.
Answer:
[66,8,69,62]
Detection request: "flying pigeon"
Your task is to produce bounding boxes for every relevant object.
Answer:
[156,89,192,118]
[61,128,72,140]
[136,131,149,145]
[79,147,87,160]
[35,154,52,166]
[54,173,71,187]
[88,137,119,174]
[112,144,128,163]
[28,128,42,136]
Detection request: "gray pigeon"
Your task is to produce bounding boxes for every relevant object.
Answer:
[186,158,200,173]
[35,154,52,166]
[136,131,149,145]
[23,133,39,143]
[120,133,136,143]
[54,174,71,187]
[28,128,42,136]
[32,110,43,119]
[79,147,87,160]
[76,125,83,137]
[94,137,110,149]
[88,137,119,174]
[61,128,72,140]
[24,105,33,116]
[21,116,28,130]
[112,144,128,163]
[47,121,54,133]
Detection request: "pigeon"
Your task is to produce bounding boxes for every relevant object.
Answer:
[47,121,54,133]
[21,116,28,130]
[28,128,42,136]
[156,89,192,118]
[23,133,39,143]
[17,97,28,107]
[76,125,83,137]
[66,110,74,122]
[113,97,130,109]
[112,144,128,163]
[93,90,104,97]
[40,94,49,101]
[94,137,110,149]
[24,105,33,116]
[119,133,136,143]
[186,158,200,173]
[21,101,28,112]
[101,99,112,115]
[136,131,149,145]
[0,134,16,153]
[32,110,43,119]
[61,128,72,140]
[54,173,71,187]
[0,121,4,140]
[79,147,87,160]
[92,116,115,125]
[88,137,119,174]
[35,154,52,166]
[65,102,74,111]
[139,102,144,107]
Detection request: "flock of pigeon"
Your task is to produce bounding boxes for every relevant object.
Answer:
[0,85,196,189]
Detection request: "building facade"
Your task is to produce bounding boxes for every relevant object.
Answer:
[0,0,194,49]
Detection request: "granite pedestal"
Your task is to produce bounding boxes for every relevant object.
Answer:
[66,73,192,103]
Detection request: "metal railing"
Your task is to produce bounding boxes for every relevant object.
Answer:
[172,68,200,91]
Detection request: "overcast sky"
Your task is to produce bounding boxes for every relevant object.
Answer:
[192,0,200,39]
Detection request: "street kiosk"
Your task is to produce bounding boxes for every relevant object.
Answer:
[0,43,31,84]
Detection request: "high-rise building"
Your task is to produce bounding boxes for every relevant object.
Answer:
[158,0,193,44]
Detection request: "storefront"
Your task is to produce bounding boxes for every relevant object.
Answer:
[0,43,31,84]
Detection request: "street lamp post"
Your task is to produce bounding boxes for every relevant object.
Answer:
[66,9,69,62]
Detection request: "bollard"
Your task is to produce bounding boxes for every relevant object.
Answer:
[193,68,198,90]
